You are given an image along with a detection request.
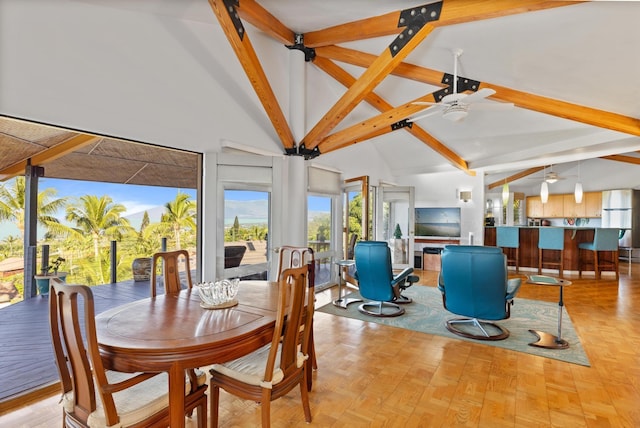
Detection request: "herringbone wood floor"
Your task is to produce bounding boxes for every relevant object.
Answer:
[2,264,639,427]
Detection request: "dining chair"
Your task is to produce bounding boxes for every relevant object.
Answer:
[49,281,208,427]
[209,265,314,427]
[151,249,193,297]
[276,245,317,390]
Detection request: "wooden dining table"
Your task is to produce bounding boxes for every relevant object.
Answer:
[95,280,280,428]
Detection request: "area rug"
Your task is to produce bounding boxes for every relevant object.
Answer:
[317,285,590,366]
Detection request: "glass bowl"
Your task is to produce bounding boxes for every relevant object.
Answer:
[196,278,240,308]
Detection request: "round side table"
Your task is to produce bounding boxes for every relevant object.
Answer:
[333,260,361,309]
[526,275,572,349]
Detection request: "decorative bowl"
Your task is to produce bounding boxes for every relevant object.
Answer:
[196,278,240,309]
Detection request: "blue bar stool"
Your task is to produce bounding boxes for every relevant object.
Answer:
[578,228,620,280]
[538,228,565,278]
[496,226,519,273]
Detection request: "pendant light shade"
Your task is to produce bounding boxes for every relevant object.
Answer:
[574,182,583,203]
[502,182,509,205]
[541,181,549,203]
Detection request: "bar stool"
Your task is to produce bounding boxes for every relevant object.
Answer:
[578,228,620,280]
[496,226,519,273]
[538,227,564,278]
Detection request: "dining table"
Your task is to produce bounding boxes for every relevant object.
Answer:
[95,280,280,428]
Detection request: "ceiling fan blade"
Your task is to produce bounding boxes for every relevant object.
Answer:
[407,106,443,122]
[463,88,496,103]
[468,102,514,111]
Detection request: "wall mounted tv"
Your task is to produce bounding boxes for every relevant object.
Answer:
[415,207,461,238]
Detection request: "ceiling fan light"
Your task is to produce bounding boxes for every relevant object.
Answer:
[540,181,549,203]
[545,177,558,184]
[575,182,583,203]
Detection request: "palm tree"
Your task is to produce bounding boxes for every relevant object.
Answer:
[0,176,67,238]
[65,195,134,261]
[161,192,196,250]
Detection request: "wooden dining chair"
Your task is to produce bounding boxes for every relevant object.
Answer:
[49,282,207,427]
[209,265,314,428]
[151,249,193,297]
[276,246,317,390]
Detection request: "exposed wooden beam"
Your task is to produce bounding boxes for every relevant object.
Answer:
[302,23,437,150]
[312,56,470,174]
[487,166,545,190]
[315,45,445,86]
[208,0,295,150]
[0,134,100,180]
[236,0,295,45]
[303,1,580,48]
[601,154,640,165]
[482,82,640,138]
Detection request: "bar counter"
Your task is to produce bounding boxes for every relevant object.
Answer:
[484,226,616,273]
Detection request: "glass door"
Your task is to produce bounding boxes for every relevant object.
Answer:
[377,185,415,267]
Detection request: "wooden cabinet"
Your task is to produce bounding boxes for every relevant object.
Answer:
[543,194,564,217]
[585,192,602,217]
[526,191,602,218]
[563,194,586,217]
[526,196,543,218]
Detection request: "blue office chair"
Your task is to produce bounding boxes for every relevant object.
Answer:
[354,241,415,317]
[496,226,520,273]
[438,245,522,340]
[538,228,565,278]
[578,228,620,280]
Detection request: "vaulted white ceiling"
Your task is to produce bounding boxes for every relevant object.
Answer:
[1,0,638,191]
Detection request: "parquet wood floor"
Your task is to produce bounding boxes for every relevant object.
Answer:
[2,264,639,427]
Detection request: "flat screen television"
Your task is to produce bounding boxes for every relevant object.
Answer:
[415,207,461,238]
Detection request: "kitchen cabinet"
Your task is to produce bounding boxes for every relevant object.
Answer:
[543,194,564,217]
[526,196,543,218]
[563,194,586,218]
[585,192,602,217]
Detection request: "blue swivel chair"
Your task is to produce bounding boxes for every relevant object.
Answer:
[496,226,520,273]
[538,228,565,278]
[438,245,522,340]
[354,241,415,317]
[579,228,620,280]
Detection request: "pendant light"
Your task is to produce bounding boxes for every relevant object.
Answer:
[540,165,549,203]
[574,161,583,203]
[502,180,509,205]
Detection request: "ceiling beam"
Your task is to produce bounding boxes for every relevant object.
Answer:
[486,166,545,190]
[600,154,640,165]
[0,134,100,181]
[312,56,470,174]
[482,82,640,138]
[208,0,296,150]
[303,1,580,48]
[301,22,437,150]
[236,0,295,45]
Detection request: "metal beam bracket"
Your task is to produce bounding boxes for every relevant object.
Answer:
[389,2,443,57]
[223,0,245,40]
[285,144,320,160]
[433,74,481,102]
[391,119,413,131]
[286,33,316,61]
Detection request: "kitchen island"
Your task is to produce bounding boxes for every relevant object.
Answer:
[484,226,618,274]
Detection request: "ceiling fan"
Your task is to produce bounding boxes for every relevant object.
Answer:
[409,49,513,123]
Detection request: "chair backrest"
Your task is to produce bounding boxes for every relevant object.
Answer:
[538,227,565,250]
[496,226,519,248]
[354,241,395,302]
[593,228,620,251]
[224,245,247,268]
[151,250,192,297]
[439,245,510,320]
[49,282,116,426]
[276,246,315,283]
[346,233,358,260]
[265,265,314,382]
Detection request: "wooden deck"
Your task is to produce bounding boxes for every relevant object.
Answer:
[0,277,165,404]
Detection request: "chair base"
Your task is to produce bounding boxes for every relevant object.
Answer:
[358,301,405,317]
[391,274,418,304]
[446,317,510,341]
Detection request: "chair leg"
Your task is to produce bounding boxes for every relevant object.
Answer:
[594,250,600,279]
[538,248,542,274]
[197,395,207,428]
[261,389,272,428]
[210,385,220,428]
[299,371,312,423]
